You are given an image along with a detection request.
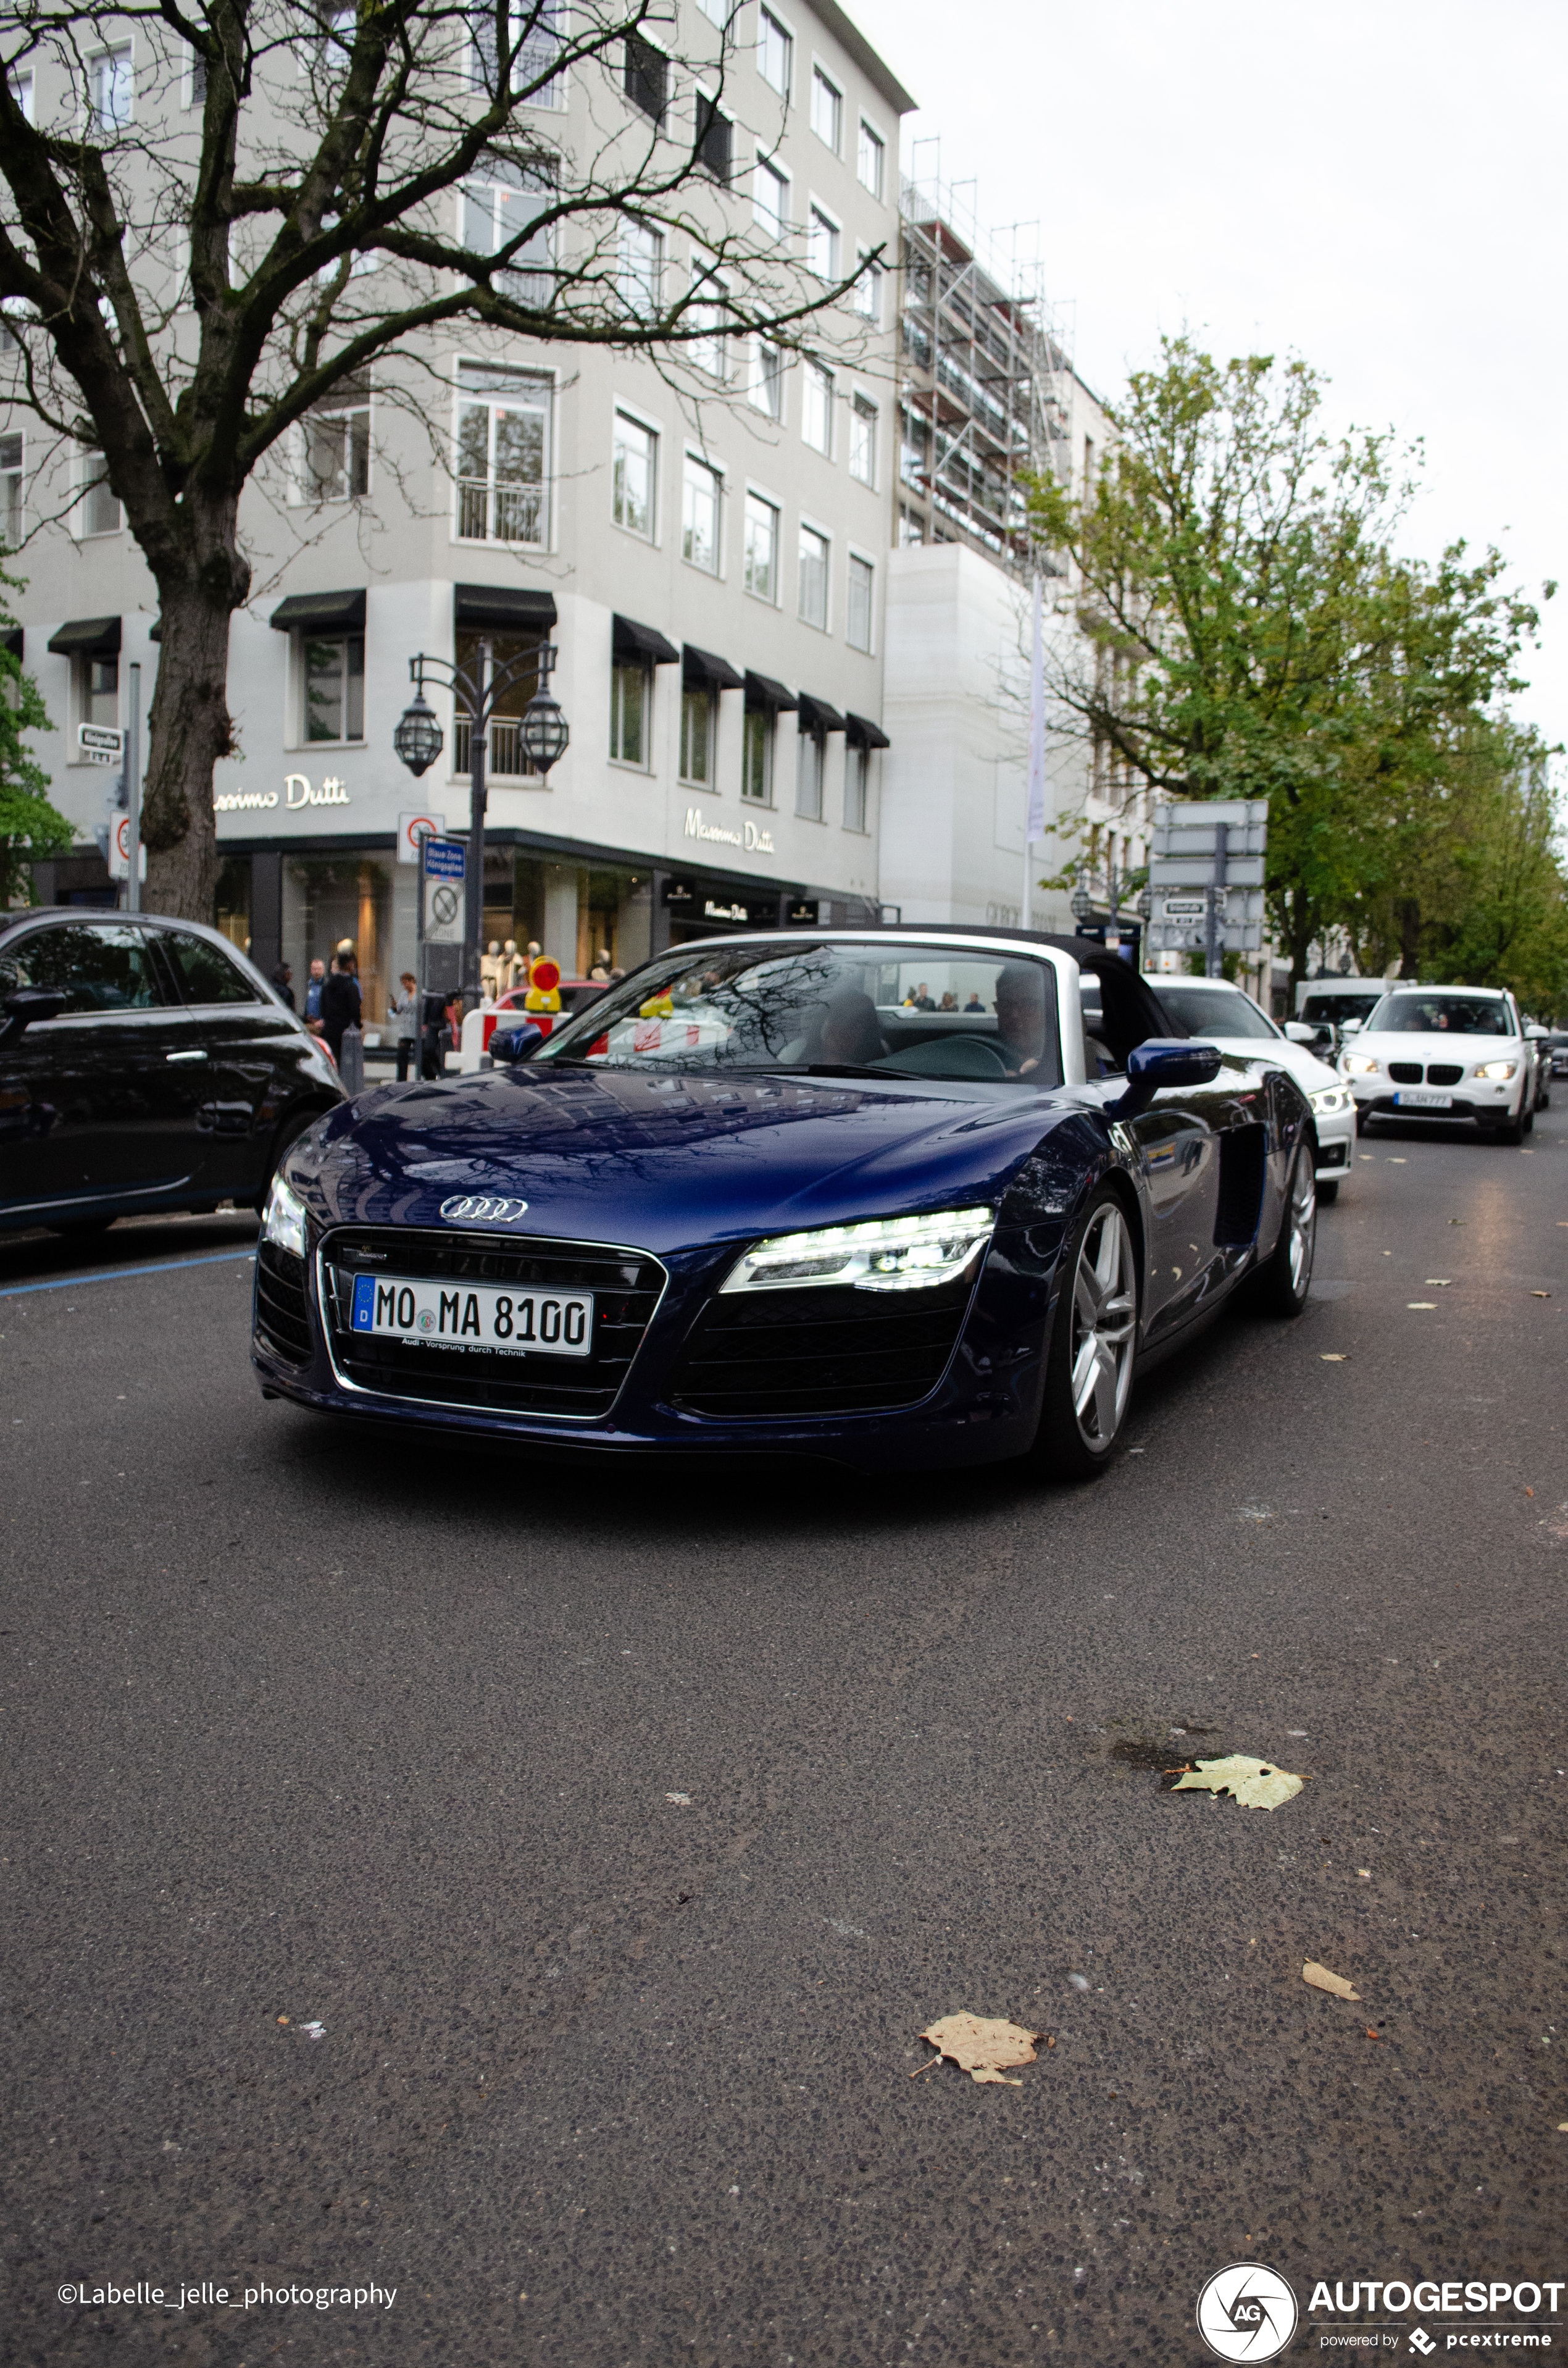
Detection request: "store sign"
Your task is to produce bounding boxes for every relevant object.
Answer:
[685,806,775,856]
[661,877,697,907]
[786,900,820,926]
[214,774,352,814]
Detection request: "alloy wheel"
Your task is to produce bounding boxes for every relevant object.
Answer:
[1286,1152,1317,1299]
[1069,1202,1137,1450]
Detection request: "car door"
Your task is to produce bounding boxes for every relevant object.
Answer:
[0,919,194,1224]
[151,927,301,1197]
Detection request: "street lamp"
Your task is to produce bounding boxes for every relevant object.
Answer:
[1069,884,1093,922]
[394,639,570,1004]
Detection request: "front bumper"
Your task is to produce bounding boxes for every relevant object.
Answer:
[1347,1078,1522,1128]
[1312,1109,1354,1179]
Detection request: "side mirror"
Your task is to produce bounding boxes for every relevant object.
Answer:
[1109,1038,1222,1119]
[0,986,67,1044]
[489,1021,543,1065]
[1340,1018,1363,1035]
[1283,1021,1316,1044]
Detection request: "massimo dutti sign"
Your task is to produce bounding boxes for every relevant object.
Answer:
[214,773,352,814]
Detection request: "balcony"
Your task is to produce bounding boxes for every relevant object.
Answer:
[456,479,546,546]
[454,718,540,780]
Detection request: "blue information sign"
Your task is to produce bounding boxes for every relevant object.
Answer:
[423,837,466,881]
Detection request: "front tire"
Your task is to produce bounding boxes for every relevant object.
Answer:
[1030,1186,1139,1481]
[1253,1143,1316,1317]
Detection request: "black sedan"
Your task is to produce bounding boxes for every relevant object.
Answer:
[0,908,345,1240]
[252,928,1318,1479]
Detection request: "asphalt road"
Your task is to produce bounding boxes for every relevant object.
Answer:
[4,1119,1566,2367]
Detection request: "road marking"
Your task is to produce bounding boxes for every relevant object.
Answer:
[0,1250,256,1300]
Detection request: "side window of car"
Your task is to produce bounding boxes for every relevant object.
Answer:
[159,931,257,1005]
[0,923,167,1013]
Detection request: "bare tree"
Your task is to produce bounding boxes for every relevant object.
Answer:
[0,0,880,914]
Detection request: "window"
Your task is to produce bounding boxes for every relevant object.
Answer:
[88,44,132,132]
[160,929,256,1004]
[470,0,562,103]
[900,406,928,490]
[9,65,34,122]
[796,727,824,820]
[848,394,877,488]
[609,660,649,765]
[852,252,882,323]
[302,635,365,743]
[798,523,828,630]
[619,219,664,317]
[846,553,874,651]
[456,361,551,544]
[612,412,656,538]
[757,7,791,95]
[811,66,841,151]
[1083,433,1096,490]
[696,0,731,20]
[898,503,925,546]
[857,117,885,198]
[454,630,544,777]
[80,451,122,537]
[801,362,833,457]
[742,707,774,804]
[753,155,788,237]
[81,656,119,731]
[0,923,162,1012]
[1,432,21,545]
[747,338,783,421]
[695,93,732,182]
[807,206,840,280]
[743,493,778,603]
[680,686,715,785]
[624,31,666,124]
[686,264,728,379]
[187,45,207,106]
[299,378,370,503]
[844,744,869,833]
[461,155,557,304]
[682,453,720,573]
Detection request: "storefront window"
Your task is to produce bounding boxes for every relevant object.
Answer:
[281,855,392,1043]
[214,856,251,953]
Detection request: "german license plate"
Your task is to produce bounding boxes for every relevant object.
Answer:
[348,1273,593,1357]
[1393,1090,1453,1109]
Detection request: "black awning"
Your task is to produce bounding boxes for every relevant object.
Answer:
[454,582,559,633]
[797,692,846,734]
[682,642,744,693]
[1,627,21,660]
[269,588,367,634]
[846,711,891,750]
[47,615,121,658]
[743,669,796,713]
[613,613,679,666]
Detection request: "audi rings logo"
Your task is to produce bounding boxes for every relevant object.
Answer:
[1196,2264,1298,2361]
[439,1194,530,1225]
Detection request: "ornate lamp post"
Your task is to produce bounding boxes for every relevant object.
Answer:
[394,640,570,1003]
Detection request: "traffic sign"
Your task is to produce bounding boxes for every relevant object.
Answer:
[1145,801,1269,964]
[422,835,467,945]
[78,722,124,768]
[398,808,446,866]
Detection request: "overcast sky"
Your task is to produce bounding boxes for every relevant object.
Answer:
[851,0,1566,744]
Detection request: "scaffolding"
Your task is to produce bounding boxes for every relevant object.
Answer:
[895,156,1074,572]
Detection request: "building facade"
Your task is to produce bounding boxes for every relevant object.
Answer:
[7,0,912,1027]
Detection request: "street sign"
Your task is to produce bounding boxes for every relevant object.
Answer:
[1145,801,1269,966]
[107,812,145,884]
[78,723,123,768]
[422,835,466,946]
[398,808,446,866]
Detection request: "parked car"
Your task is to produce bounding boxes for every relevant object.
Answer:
[0,909,345,1239]
[1545,1032,1568,1081]
[1524,1024,1553,1111]
[1135,973,1356,1203]
[252,927,1319,1479]
[1340,985,1534,1143]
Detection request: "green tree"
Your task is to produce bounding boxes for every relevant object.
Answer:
[0,561,72,907]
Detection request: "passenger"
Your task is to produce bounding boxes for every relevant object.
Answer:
[938,991,958,1012]
[993,963,1048,1078]
[964,991,985,1012]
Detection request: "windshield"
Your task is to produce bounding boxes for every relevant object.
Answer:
[1369,992,1513,1037]
[1155,984,1279,1041]
[533,939,1064,1086]
[1300,990,1382,1025]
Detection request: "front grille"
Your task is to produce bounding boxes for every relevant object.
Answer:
[1428,1063,1464,1087]
[320,1228,665,1420]
[1388,1061,1424,1084]
[255,1242,313,1366]
[667,1278,971,1419]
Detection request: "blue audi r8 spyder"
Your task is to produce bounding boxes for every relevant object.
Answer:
[251,928,1318,1477]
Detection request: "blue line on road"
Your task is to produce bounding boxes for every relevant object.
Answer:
[0,1249,257,1300]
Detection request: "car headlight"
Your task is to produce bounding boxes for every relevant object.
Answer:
[262,1171,309,1260]
[1474,1060,1518,1081]
[1341,1054,1379,1076]
[719,1206,996,1295]
[1310,1086,1351,1115]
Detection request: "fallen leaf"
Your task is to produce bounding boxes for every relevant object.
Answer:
[1532,1291,1551,1299]
[1357,1868,1372,1878]
[1407,1302,1437,1310]
[1364,2027,1382,2041]
[1449,1218,1466,1226]
[664,1791,692,1806]
[1172,1754,1304,1810]
[1303,1962,1361,2001]
[1387,1157,1406,1163]
[1321,1353,1348,1362]
[276,2015,290,2026]
[917,2011,1042,2086]
[1424,1279,1451,1286]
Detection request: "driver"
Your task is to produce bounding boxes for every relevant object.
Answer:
[994,963,1048,1077]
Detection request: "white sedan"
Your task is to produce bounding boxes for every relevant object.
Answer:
[1339,984,1534,1144]
[1139,975,1357,1203]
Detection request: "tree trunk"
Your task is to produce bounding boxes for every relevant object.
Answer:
[141,499,249,922]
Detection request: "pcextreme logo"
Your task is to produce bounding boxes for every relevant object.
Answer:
[1197,2264,1299,2362]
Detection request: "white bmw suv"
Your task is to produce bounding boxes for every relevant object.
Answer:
[1145,974,1357,1202]
[1340,985,1533,1144]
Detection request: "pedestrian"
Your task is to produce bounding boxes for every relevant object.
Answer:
[320,944,362,1064]
[304,958,326,1022]
[270,961,296,1011]
[389,970,420,1081]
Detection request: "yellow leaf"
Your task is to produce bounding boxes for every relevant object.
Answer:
[1303,1961,1361,2001]
[917,2012,1041,2086]
[1172,1754,1304,1810]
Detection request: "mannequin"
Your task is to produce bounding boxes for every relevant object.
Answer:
[503,938,525,990]
[480,939,504,999]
